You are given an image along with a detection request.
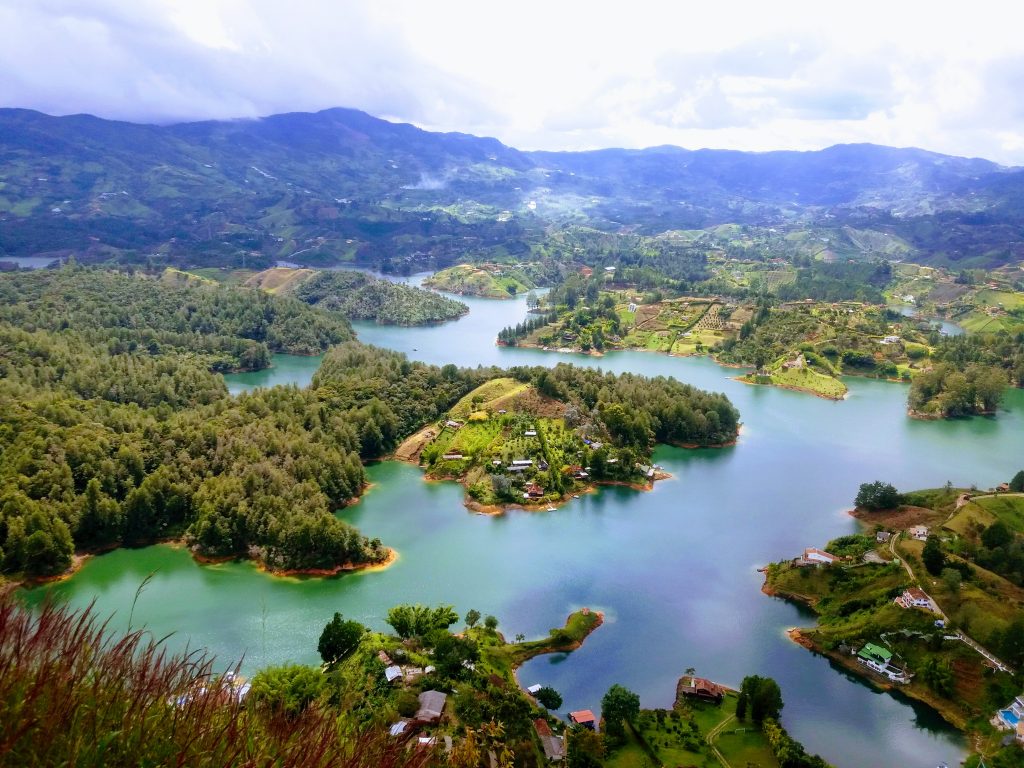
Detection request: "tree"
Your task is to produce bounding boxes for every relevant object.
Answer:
[249,664,324,717]
[737,676,783,723]
[920,657,955,696]
[1010,470,1024,493]
[385,604,459,639]
[433,634,479,679]
[534,686,562,710]
[922,535,946,575]
[982,521,1013,550]
[941,567,963,594]
[854,481,902,511]
[317,612,365,665]
[600,684,640,741]
[566,725,604,768]
[465,608,481,628]
[484,615,498,631]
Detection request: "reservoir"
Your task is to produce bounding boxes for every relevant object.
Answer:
[31,290,1024,767]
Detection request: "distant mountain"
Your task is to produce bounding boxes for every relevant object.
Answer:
[1,106,1022,268]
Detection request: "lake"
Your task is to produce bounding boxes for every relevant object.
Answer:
[33,290,1024,767]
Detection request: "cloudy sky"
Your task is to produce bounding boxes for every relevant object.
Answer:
[2,0,1024,163]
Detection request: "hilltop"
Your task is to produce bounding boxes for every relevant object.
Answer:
[2,107,1024,274]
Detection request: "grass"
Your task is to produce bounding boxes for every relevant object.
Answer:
[476,609,603,682]
[970,495,1024,534]
[448,378,530,420]
[0,593,431,768]
[746,365,848,399]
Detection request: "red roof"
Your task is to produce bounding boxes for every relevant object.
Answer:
[534,718,553,737]
[569,710,595,723]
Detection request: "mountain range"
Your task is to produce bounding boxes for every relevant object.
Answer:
[2,106,1023,269]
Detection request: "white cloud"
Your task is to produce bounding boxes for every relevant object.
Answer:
[1,0,1024,163]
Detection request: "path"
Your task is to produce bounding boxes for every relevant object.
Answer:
[706,713,736,768]
[888,532,1015,675]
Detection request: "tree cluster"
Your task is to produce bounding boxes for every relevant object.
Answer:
[854,481,902,511]
[908,362,1007,417]
[292,270,467,325]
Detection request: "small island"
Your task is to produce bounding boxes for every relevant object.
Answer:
[423,263,535,298]
[245,266,469,325]
[394,370,738,510]
[762,476,1024,759]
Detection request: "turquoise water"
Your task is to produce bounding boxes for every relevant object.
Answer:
[40,290,1024,767]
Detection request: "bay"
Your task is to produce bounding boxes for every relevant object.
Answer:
[33,290,1024,767]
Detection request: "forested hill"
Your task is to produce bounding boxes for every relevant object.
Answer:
[265,268,469,325]
[0,266,740,579]
[0,266,353,370]
[2,107,1023,270]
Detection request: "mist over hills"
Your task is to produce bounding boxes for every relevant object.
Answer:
[2,106,1022,269]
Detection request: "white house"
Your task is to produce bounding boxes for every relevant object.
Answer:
[895,587,937,612]
[803,548,840,566]
[909,525,929,541]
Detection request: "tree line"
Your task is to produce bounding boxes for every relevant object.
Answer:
[292,270,468,325]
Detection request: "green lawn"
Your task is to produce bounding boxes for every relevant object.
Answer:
[971,495,1024,534]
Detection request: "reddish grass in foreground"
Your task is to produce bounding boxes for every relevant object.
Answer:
[0,590,436,767]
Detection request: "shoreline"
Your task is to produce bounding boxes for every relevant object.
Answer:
[764,571,969,733]
[17,538,398,589]
[256,547,398,578]
[461,474,669,516]
[733,374,847,401]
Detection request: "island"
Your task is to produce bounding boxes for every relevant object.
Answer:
[245,266,469,325]
[394,369,738,510]
[423,263,536,298]
[762,478,1024,760]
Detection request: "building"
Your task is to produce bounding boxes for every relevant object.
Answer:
[511,459,533,467]
[524,430,538,437]
[857,643,910,683]
[445,420,463,429]
[416,690,447,723]
[895,587,937,612]
[389,720,410,737]
[442,453,464,461]
[875,531,891,543]
[802,548,840,566]
[384,665,403,684]
[524,483,544,499]
[569,710,596,729]
[909,525,929,541]
[782,354,805,369]
[677,676,726,703]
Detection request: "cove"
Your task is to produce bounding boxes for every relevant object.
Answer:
[34,291,1024,768]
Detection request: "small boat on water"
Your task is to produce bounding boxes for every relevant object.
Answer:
[546,505,557,512]
[571,494,580,499]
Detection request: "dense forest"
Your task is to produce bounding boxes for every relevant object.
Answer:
[0,267,436,576]
[0,266,353,371]
[929,333,1024,387]
[907,363,1007,417]
[291,270,468,325]
[532,364,740,448]
[0,265,739,577]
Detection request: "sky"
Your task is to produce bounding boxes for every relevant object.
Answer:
[2,0,1024,163]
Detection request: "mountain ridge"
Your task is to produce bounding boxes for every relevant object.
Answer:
[1,105,1022,268]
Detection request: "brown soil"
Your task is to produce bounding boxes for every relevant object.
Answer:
[850,504,946,530]
[393,425,437,463]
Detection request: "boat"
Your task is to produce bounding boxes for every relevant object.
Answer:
[546,505,557,512]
